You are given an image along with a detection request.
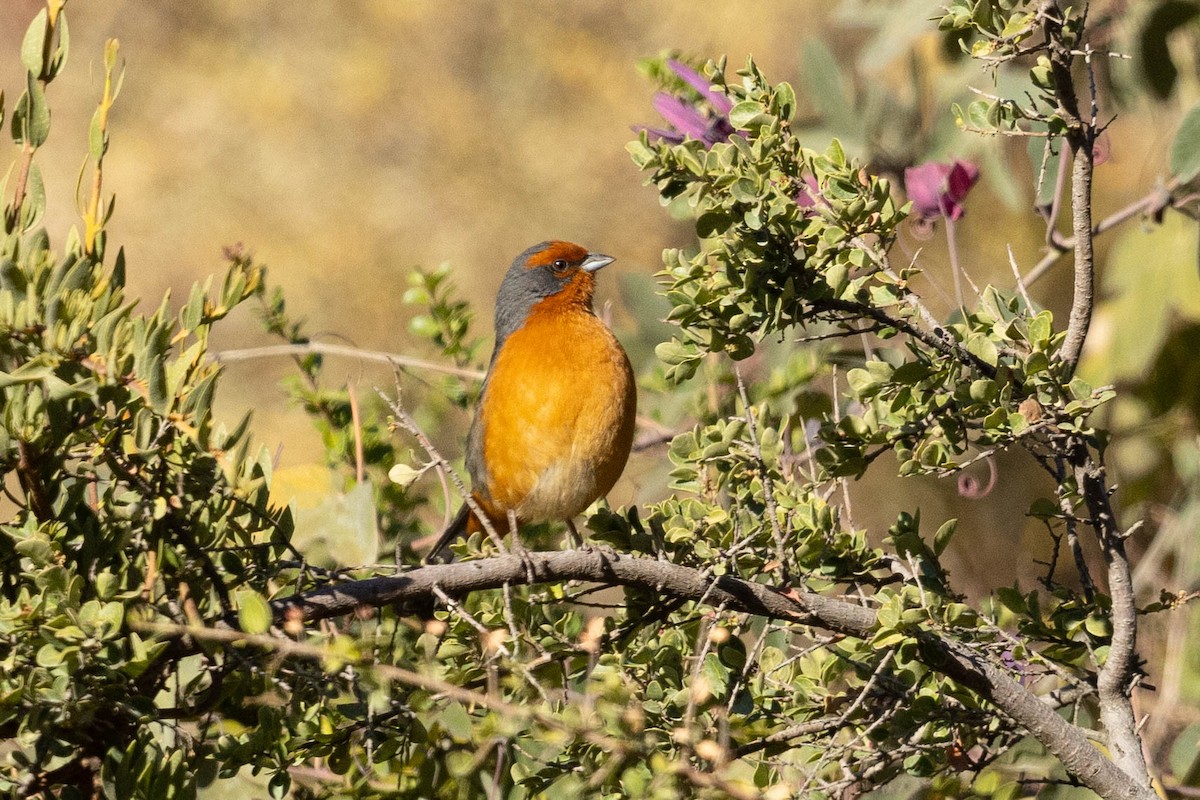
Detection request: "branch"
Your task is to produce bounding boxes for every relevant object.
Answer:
[240,548,1154,800]
[1024,180,1177,288]
[16,440,54,522]
[132,618,628,754]
[270,549,873,635]
[1044,5,1095,374]
[1074,451,1152,789]
[135,615,763,800]
[1038,3,1152,790]
[213,341,486,380]
[814,298,997,378]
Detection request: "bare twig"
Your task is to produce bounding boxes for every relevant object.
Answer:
[378,388,505,552]
[130,618,625,753]
[347,383,365,484]
[1056,456,1096,602]
[217,341,486,380]
[1024,180,1178,288]
[1008,245,1034,309]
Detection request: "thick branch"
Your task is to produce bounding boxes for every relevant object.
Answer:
[1044,4,1095,373]
[1040,2,1150,789]
[1057,139,1095,371]
[259,549,1153,800]
[272,548,874,636]
[1075,455,1151,788]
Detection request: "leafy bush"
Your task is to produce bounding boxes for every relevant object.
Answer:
[2,2,1198,799]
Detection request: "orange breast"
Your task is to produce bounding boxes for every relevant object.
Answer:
[477,303,636,524]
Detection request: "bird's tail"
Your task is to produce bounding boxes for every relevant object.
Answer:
[423,503,472,564]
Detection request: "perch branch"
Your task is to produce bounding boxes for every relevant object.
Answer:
[172,548,1159,800]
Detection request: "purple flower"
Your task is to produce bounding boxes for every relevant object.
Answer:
[666,59,733,116]
[635,59,733,148]
[903,159,980,221]
[794,174,821,214]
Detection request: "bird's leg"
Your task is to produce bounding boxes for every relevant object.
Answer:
[506,510,521,552]
[565,518,589,551]
[507,510,535,583]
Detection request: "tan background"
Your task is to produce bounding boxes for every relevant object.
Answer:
[0,0,1185,590]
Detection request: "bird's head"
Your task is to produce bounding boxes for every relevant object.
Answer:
[494,240,614,345]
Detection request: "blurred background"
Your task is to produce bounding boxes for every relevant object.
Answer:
[3,0,1199,771]
[0,0,845,462]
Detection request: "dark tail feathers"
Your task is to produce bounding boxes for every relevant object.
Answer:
[423,503,471,564]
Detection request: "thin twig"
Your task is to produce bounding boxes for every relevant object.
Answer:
[347,383,365,485]
[1008,245,1034,309]
[218,341,486,380]
[378,387,505,552]
[1024,180,1178,288]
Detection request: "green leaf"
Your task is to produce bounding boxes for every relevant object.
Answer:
[20,71,50,147]
[267,772,290,799]
[180,285,205,331]
[773,80,797,120]
[966,100,990,129]
[88,105,107,161]
[826,138,846,167]
[1027,310,1053,345]
[49,12,68,79]
[20,10,48,75]
[729,100,767,129]
[846,367,882,398]
[235,589,273,635]
[439,703,474,743]
[1172,102,1200,181]
[966,333,999,367]
[995,586,1027,614]
[1028,497,1058,518]
[1067,376,1092,401]
[933,519,957,556]
[0,360,53,388]
[36,643,65,667]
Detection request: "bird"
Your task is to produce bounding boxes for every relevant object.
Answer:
[424,240,637,562]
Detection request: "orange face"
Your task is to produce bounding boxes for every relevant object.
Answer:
[521,241,590,270]
[518,241,602,312]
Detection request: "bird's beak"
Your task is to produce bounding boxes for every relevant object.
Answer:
[581,253,615,273]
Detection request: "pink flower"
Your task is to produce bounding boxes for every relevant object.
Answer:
[665,59,733,116]
[794,174,820,210]
[903,160,980,221]
[635,59,733,149]
[793,174,823,218]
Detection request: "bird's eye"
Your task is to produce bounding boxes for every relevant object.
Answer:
[552,259,569,273]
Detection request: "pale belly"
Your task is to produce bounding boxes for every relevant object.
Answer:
[516,457,606,523]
